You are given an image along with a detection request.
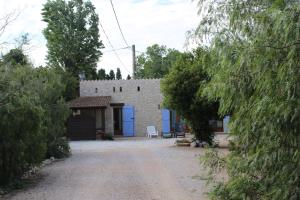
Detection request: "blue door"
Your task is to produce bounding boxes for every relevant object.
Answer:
[223,115,230,133]
[162,109,170,133]
[122,105,135,136]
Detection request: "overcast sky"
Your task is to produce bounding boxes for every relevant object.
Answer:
[0,0,200,77]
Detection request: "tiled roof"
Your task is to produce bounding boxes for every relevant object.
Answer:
[68,96,111,108]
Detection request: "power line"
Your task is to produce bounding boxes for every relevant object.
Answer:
[102,46,130,53]
[109,0,129,47]
[99,20,131,74]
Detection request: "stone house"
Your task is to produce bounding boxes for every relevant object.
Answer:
[67,79,174,140]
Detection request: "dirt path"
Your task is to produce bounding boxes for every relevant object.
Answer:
[4,139,208,200]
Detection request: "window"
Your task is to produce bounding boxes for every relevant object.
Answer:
[158,104,161,110]
[120,87,122,92]
[95,88,98,93]
[137,86,140,91]
[113,87,115,92]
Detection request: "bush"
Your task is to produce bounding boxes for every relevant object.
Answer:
[0,49,70,186]
[34,67,71,159]
[46,137,70,159]
[0,66,47,185]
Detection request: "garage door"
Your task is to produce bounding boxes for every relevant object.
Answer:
[67,111,96,140]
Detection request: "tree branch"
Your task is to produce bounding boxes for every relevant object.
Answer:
[0,10,20,41]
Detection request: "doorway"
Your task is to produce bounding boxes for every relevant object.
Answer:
[113,107,123,135]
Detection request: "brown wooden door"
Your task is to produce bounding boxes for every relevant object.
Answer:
[67,109,96,140]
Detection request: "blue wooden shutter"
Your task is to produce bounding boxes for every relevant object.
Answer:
[223,115,230,133]
[162,109,170,133]
[122,105,135,136]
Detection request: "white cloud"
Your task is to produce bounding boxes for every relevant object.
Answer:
[0,0,200,77]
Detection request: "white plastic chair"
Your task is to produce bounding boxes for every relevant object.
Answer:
[147,126,159,138]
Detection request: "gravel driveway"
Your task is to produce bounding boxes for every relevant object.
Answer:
[4,138,208,200]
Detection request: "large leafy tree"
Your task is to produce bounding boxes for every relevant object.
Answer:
[196,0,300,199]
[161,48,218,144]
[135,44,182,78]
[42,0,103,81]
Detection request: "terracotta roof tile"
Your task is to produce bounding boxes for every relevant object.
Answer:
[68,96,111,108]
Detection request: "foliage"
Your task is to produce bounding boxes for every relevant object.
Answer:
[97,68,123,80]
[0,65,46,185]
[195,0,300,199]
[116,68,122,80]
[108,69,115,80]
[0,49,70,185]
[34,67,70,159]
[161,48,218,144]
[97,68,106,80]
[200,148,226,187]
[60,70,79,101]
[2,48,28,66]
[42,0,104,99]
[135,44,182,78]
[126,74,131,80]
[46,136,70,159]
[201,148,226,176]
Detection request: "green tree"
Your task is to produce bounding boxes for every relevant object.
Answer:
[161,48,218,144]
[97,68,106,80]
[116,68,122,80]
[135,44,182,78]
[195,0,300,199]
[2,48,28,66]
[105,74,110,80]
[108,69,115,80]
[126,74,131,80]
[60,70,79,101]
[42,0,104,98]
[1,34,31,67]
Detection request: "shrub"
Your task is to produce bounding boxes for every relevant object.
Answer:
[0,50,70,186]
[46,137,70,159]
[0,66,47,185]
[34,67,71,159]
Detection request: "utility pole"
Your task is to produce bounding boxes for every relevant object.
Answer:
[132,44,136,79]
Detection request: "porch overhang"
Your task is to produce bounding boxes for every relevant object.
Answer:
[68,96,111,109]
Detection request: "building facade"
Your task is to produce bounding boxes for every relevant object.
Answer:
[68,79,165,139]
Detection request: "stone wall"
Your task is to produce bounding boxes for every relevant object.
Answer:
[80,79,163,137]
